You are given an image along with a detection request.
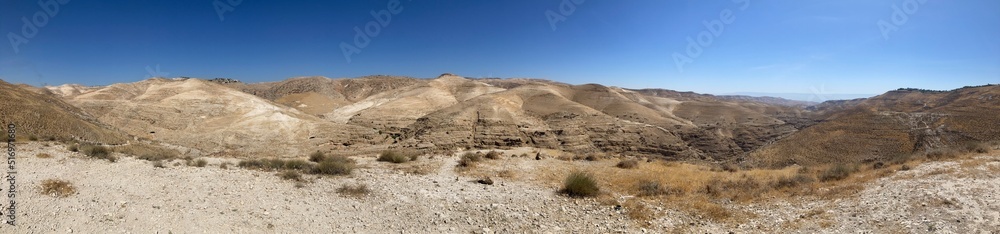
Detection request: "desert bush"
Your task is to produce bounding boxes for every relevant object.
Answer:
[153,161,165,168]
[561,171,600,197]
[926,148,960,160]
[279,170,304,182]
[704,177,765,201]
[637,180,681,197]
[616,159,639,169]
[193,159,208,167]
[67,144,78,152]
[308,151,327,162]
[137,151,176,162]
[219,162,230,169]
[310,156,355,175]
[36,153,52,159]
[283,159,311,170]
[772,174,815,189]
[81,144,115,162]
[484,151,501,160]
[337,183,371,198]
[39,179,76,198]
[584,153,602,161]
[28,135,38,141]
[238,159,267,169]
[819,163,857,182]
[963,142,990,154]
[457,152,483,168]
[377,150,410,164]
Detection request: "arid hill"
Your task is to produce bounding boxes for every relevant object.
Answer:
[47,78,381,158]
[35,74,996,164]
[752,85,1000,167]
[207,74,813,161]
[0,80,128,143]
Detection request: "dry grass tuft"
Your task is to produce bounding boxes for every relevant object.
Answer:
[484,150,501,160]
[39,179,77,198]
[561,171,600,198]
[377,150,411,164]
[457,152,483,168]
[279,170,304,182]
[36,153,52,158]
[337,183,371,198]
[623,200,655,225]
[819,163,858,182]
[616,159,639,169]
[310,156,355,176]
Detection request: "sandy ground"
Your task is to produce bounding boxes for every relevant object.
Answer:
[1,142,998,233]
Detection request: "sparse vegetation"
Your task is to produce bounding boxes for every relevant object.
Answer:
[484,151,501,160]
[219,162,230,169]
[81,144,116,162]
[36,153,52,158]
[377,150,410,163]
[67,144,78,152]
[963,142,990,154]
[310,156,355,175]
[279,170,304,182]
[193,159,208,167]
[308,151,326,162]
[39,179,77,198]
[240,158,315,171]
[561,171,600,197]
[153,161,165,168]
[457,152,483,168]
[819,163,858,182]
[336,183,371,198]
[616,159,639,169]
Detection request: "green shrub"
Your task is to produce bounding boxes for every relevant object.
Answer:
[616,159,639,169]
[819,164,857,182]
[561,171,600,197]
[377,150,410,164]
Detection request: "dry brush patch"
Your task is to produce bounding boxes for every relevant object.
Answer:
[39,179,77,198]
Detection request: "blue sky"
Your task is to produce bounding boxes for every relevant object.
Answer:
[1,0,998,100]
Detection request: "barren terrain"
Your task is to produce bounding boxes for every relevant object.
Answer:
[2,142,998,233]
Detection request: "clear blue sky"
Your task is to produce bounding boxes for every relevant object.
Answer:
[1,0,998,97]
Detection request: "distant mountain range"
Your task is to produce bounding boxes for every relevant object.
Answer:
[721,92,877,102]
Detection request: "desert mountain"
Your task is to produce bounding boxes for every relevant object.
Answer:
[48,78,381,158]
[752,85,1000,167]
[205,74,812,161]
[0,80,128,143]
[38,74,993,164]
